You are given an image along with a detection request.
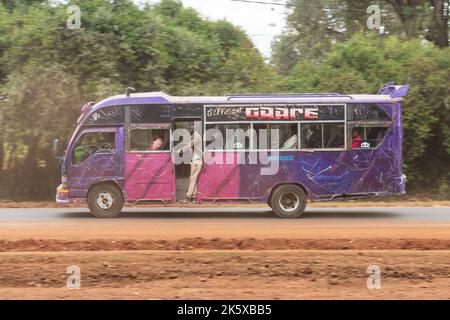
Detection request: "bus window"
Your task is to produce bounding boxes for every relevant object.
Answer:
[349,104,390,121]
[85,106,124,125]
[301,124,322,149]
[301,123,345,149]
[205,124,250,150]
[351,127,363,148]
[130,105,171,123]
[323,124,345,148]
[351,126,389,149]
[253,123,298,150]
[72,132,115,165]
[129,128,170,151]
[367,127,389,146]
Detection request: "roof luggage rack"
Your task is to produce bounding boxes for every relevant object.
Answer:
[226,92,354,100]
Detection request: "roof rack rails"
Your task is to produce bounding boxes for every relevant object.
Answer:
[227,92,342,97]
[226,93,354,100]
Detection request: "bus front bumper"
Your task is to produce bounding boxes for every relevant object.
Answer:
[56,184,70,203]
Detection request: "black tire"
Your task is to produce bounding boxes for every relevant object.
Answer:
[87,184,124,218]
[270,184,307,218]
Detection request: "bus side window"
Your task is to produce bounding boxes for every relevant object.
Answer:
[72,132,115,165]
[301,123,344,149]
[350,104,390,121]
[301,124,322,149]
[367,127,389,145]
[351,126,389,149]
[129,128,170,151]
[253,123,298,150]
[323,124,345,148]
[205,124,250,150]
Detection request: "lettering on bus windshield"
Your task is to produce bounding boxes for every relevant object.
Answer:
[86,106,124,124]
[205,104,345,122]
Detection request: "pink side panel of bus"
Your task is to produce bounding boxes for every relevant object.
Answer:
[197,152,240,201]
[124,153,175,202]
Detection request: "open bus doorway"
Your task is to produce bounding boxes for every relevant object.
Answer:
[172,119,203,202]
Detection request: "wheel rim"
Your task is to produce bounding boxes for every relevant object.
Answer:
[96,192,114,210]
[278,192,300,212]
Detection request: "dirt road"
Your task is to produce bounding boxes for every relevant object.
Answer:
[0,206,448,299]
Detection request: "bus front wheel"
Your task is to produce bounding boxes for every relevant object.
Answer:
[87,184,124,218]
[270,185,307,218]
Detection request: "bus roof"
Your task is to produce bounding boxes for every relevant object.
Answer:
[87,83,409,114]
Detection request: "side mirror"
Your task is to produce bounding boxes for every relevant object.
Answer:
[52,139,60,156]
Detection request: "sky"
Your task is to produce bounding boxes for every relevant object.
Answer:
[146,0,289,59]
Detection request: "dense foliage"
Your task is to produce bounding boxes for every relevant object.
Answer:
[0,0,448,199]
[0,0,277,199]
[279,34,450,194]
[273,0,449,196]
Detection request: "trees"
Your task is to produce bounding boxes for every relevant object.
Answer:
[0,64,84,197]
[425,0,449,48]
[281,34,450,193]
[0,0,448,199]
[272,0,449,194]
[272,0,448,73]
[0,0,278,199]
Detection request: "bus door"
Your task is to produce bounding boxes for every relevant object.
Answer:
[124,123,175,203]
[196,123,247,202]
[68,127,124,198]
[172,119,203,201]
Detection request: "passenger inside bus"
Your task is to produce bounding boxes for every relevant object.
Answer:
[149,133,166,151]
[252,123,297,150]
[129,128,169,151]
[301,124,321,148]
[351,128,362,148]
[281,126,298,150]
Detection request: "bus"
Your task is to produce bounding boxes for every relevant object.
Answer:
[55,82,409,218]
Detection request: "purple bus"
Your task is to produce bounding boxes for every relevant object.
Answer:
[55,82,408,218]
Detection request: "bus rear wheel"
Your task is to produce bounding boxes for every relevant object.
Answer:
[270,185,307,218]
[87,184,124,218]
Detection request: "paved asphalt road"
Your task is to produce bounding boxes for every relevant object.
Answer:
[0,207,448,240]
[0,207,449,221]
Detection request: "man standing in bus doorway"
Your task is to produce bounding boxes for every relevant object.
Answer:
[179,122,203,204]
